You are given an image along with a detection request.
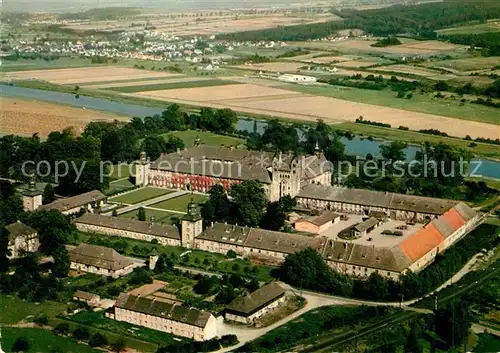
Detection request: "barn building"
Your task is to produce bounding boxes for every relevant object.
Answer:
[69,244,136,278]
[110,293,217,341]
[6,221,40,259]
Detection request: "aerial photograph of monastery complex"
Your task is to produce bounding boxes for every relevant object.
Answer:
[0,0,499,352]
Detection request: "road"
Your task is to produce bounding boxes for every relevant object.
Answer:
[472,323,500,338]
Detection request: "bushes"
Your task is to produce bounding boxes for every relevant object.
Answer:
[89,332,108,347]
[355,118,391,128]
[72,327,90,341]
[157,335,239,353]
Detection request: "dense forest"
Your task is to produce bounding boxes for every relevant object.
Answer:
[217,0,500,42]
[439,32,500,56]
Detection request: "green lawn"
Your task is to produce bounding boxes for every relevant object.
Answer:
[105,179,136,195]
[106,79,238,93]
[282,83,500,125]
[164,130,245,148]
[1,327,100,353]
[335,122,500,160]
[474,333,500,352]
[108,163,135,180]
[109,187,173,204]
[150,194,208,212]
[119,208,179,224]
[0,295,67,325]
[1,57,101,72]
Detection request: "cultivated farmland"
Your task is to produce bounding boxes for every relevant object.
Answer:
[135,83,300,102]
[0,97,128,137]
[105,79,237,93]
[233,62,305,73]
[5,66,179,85]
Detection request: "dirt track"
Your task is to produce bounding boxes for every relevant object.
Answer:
[0,97,128,137]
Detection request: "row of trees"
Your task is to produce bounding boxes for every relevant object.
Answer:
[217,0,500,41]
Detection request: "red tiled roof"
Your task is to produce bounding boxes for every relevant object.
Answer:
[399,223,445,262]
[440,208,466,231]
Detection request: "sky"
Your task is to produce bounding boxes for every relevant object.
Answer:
[2,0,313,12]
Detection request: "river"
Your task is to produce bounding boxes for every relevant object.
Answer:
[1,84,498,179]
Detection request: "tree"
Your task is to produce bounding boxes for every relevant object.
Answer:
[0,224,10,272]
[162,104,184,130]
[261,119,299,152]
[164,135,185,153]
[215,285,237,304]
[89,333,108,347]
[141,135,166,160]
[73,327,90,340]
[20,210,74,255]
[379,141,407,161]
[260,201,286,231]
[12,337,30,352]
[137,207,146,222]
[34,313,48,325]
[434,300,472,347]
[404,322,423,353]
[42,183,56,205]
[202,184,231,223]
[128,267,153,286]
[111,339,127,352]
[54,322,70,336]
[52,245,70,278]
[230,180,267,227]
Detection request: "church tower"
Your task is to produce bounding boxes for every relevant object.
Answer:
[135,151,150,186]
[22,178,42,212]
[181,199,203,248]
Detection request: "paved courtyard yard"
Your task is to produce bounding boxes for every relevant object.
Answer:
[109,187,173,204]
[150,194,208,212]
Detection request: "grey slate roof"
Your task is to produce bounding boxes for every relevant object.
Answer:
[197,223,327,255]
[226,282,286,316]
[321,240,412,272]
[76,213,180,240]
[297,185,459,215]
[150,146,331,183]
[297,210,340,227]
[354,217,379,233]
[115,293,212,328]
[6,222,36,242]
[453,202,477,222]
[73,290,99,301]
[38,190,106,213]
[69,244,133,271]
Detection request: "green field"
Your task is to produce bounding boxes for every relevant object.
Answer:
[336,122,500,159]
[119,208,179,224]
[105,79,238,93]
[282,83,500,126]
[1,57,103,72]
[426,56,500,72]
[438,21,500,35]
[165,130,245,148]
[475,333,500,352]
[75,75,186,87]
[109,187,173,204]
[108,163,135,180]
[0,295,67,325]
[150,194,208,212]
[105,179,136,195]
[1,327,100,353]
